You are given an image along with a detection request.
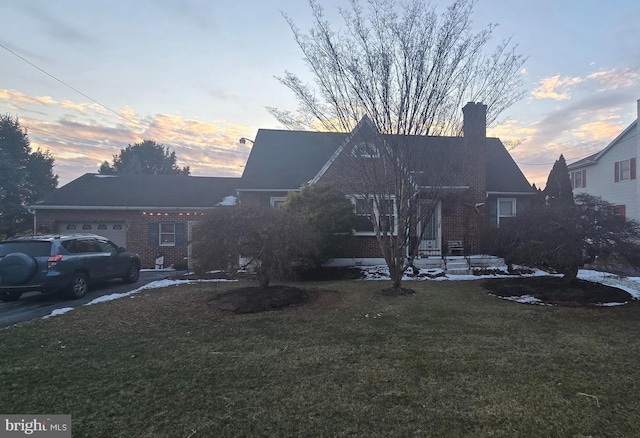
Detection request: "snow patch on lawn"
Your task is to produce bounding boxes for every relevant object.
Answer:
[41,278,236,319]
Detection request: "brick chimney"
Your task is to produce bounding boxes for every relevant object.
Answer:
[461,102,487,252]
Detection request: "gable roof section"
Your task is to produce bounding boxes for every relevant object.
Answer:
[30,174,240,210]
[239,129,347,190]
[568,120,638,170]
[240,128,533,194]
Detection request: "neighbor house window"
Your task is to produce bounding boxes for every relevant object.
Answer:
[270,197,286,209]
[159,222,176,246]
[352,197,396,234]
[497,198,516,227]
[610,205,626,219]
[615,158,636,182]
[570,169,586,189]
[352,142,380,158]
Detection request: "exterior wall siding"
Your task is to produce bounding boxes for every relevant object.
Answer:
[572,127,639,221]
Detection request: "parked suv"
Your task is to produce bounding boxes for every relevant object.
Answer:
[0,234,141,301]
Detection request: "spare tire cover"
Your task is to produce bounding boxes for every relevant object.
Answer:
[0,253,38,285]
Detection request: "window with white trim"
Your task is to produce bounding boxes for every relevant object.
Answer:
[570,169,586,189]
[270,197,286,209]
[160,222,176,246]
[497,198,516,227]
[352,142,380,158]
[352,197,396,235]
[615,158,636,182]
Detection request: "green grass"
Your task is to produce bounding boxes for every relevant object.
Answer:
[1,279,640,437]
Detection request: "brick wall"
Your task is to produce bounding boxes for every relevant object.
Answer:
[34,209,203,269]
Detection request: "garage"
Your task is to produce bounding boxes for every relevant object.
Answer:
[58,222,127,248]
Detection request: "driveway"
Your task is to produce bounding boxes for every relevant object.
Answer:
[0,270,186,329]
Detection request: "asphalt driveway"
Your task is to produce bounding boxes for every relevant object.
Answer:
[0,270,185,328]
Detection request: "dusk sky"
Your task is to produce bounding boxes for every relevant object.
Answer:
[1,0,639,187]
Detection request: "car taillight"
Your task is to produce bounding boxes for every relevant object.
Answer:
[47,254,63,268]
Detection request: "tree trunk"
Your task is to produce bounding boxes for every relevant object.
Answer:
[258,269,270,289]
[389,265,404,294]
[562,265,578,282]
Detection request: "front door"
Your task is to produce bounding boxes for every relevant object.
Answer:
[187,221,198,270]
[418,202,441,257]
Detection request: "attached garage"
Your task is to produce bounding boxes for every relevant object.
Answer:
[58,222,127,248]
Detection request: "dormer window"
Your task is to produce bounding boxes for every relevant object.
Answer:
[352,142,380,158]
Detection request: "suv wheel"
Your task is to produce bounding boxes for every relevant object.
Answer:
[67,272,89,299]
[0,291,23,302]
[122,262,140,284]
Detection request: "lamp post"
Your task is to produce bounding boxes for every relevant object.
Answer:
[239,137,254,145]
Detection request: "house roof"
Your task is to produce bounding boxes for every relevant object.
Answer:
[567,120,638,170]
[240,128,534,194]
[30,173,240,210]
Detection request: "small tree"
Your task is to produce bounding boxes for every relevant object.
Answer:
[496,194,640,280]
[0,114,58,238]
[192,204,321,288]
[281,184,356,266]
[543,154,573,206]
[99,140,190,175]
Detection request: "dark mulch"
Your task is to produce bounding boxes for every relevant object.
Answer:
[482,276,633,307]
[209,285,315,314]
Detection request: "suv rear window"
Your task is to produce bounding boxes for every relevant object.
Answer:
[0,241,52,257]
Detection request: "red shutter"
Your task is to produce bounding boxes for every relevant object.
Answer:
[582,169,586,187]
[615,161,620,182]
[631,158,636,180]
[621,205,626,219]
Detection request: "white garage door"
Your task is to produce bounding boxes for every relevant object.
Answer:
[58,222,127,248]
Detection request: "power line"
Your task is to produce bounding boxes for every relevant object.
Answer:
[0,42,143,129]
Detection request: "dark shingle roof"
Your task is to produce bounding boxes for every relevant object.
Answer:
[239,129,347,190]
[30,174,240,209]
[486,139,536,193]
[240,129,534,194]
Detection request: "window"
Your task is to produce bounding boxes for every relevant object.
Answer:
[352,197,396,234]
[570,169,586,189]
[615,158,636,182]
[497,198,516,227]
[270,197,286,209]
[610,205,626,219]
[352,142,380,158]
[160,223,176,246]
[96,239,119,252]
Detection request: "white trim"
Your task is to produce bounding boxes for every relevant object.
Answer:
[236,188,300,192]
[497,198,516,226]
[159,222,176,247]
[486,191,537,196]
[270,196,287,208]
[351,195,398,236]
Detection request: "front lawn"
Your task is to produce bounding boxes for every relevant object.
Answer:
[1,279,639,437]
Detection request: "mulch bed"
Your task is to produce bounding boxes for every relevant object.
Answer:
[482,276,633,307]
[209,285,315,314]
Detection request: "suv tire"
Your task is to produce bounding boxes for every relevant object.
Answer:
[0,253,38,284]
[122,262,140,284]
[67,272,89,299]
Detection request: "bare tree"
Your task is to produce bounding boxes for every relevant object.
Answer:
[270,0,526,293]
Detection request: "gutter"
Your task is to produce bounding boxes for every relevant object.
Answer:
[27,205,217,211]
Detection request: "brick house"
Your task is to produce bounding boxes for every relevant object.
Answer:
[238,102,536,264]
[29,174,239,269]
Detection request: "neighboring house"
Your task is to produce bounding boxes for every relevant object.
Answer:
[28,174,239,269]
[238,102,536,264]
[568,99,639,222]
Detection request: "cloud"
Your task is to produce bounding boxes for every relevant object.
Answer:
[531,75,583,100]
[0,90,57,107]
[587,68,640,92]
[3,92,256,185]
